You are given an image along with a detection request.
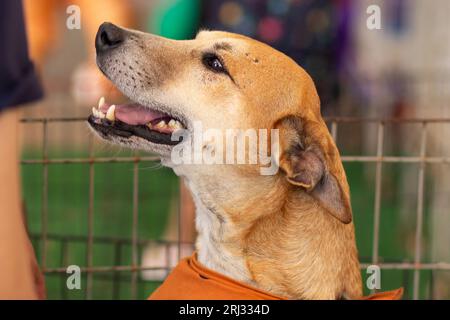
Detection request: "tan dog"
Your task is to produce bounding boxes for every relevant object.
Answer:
[89,23,362,299]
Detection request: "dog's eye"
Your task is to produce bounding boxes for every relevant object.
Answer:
[202,53,226,73]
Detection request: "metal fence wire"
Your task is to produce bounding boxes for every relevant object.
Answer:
[20,116,450,300]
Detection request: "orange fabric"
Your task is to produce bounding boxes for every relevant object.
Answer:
[149,253,284,300]
[360,288,404,300]
[149,253,403,300]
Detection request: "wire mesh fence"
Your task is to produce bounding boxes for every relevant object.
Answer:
[20,116,450,300]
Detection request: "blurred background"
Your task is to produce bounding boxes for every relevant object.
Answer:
[19,0,450,299]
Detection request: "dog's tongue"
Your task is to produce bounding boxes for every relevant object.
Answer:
[100,103,166,125]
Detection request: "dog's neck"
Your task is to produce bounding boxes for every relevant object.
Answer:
[193,190,255,284]
[176,168,363,300]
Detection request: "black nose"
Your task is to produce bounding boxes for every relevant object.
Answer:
[95,22,124,53]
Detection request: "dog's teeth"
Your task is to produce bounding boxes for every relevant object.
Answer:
[98,96,105,109]
[92,108,105,119]
[173,121,183,129]
[168,119,183,130]
[147,122,153,129]
[106,105,116,121]
[156,120,166,128]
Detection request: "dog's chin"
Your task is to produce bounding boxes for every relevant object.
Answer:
[87,118,174,157]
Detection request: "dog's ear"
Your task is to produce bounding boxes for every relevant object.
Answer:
[276,116,352,224]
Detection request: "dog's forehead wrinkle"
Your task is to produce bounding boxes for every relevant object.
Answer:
[213,42,233,52]
[195,34,247,49]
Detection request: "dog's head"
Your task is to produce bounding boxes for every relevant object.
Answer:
[89,23,352,224]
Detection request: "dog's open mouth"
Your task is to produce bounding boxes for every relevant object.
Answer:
[88,97,186,145]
